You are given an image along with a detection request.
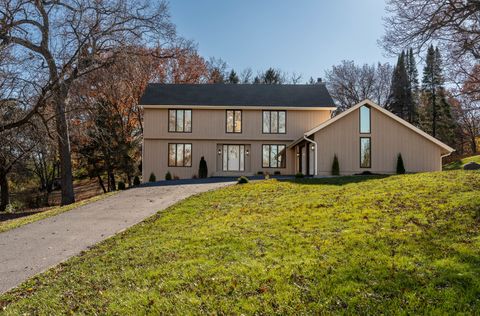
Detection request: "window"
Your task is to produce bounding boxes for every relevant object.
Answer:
[360,137,371,168]
[262,144,286,168]
[169,109,192,132]
[226,110,242,133]
[168,143,192,167]
[360,105,371,134]
[222,145,245,171]
[263,110,286,134]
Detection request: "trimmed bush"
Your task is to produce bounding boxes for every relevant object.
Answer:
[295,172,304,179]
[165,171,172,181]
[117,181,126,190]
[332,154,340,176]
[133,176,141,186]
[274,171,281,175]
[199,156,208,178]
[237,176,249,184]
[148,172,156,182]
[396,153,406,174]
[257,171,264,175]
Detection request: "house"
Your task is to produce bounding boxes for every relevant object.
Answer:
[140,84,454,180]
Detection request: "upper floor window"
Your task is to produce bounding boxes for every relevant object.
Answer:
[169,109,192,133]
[263,110,286,134]
[360,105,371,134]
[226,110,242,133]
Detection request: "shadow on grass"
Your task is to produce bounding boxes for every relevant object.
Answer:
[279,174,391,186]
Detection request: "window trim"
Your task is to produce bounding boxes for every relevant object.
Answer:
[222,144,245,172]
[359,105,371,134]
[262,110,287,134]
[168,143,192,167]
[168,109,192,133]
[262,144,287,168]
[359,137,371,168]
[225,109,242,133]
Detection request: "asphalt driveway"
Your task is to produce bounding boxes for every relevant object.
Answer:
[0,181,233,294]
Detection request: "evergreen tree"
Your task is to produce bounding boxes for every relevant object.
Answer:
[253,76,261,84]
[387,51,414,122]
[262,68,282,84]
[406,48,419,124]
[420,46,455,144]
[228,70,239,84]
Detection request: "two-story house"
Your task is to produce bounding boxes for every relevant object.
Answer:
[140,84,454,180]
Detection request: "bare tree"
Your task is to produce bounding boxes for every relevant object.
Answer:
[240,68,253,84]
[381,0,480,93]
[325,60,393,112]
[0,0,176,205]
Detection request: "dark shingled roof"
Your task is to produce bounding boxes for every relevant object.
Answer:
[139,84,335,107]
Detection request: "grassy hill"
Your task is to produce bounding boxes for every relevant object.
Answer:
[1,171,479,314]
[444,155,480,170]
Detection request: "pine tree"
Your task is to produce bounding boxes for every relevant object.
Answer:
[387,51,414,122]
[228,70,239,84]
[420,46,455,144]
[405,48,419,124]
[263,68,282,84]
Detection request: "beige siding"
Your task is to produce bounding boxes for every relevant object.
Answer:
[313,107,443,175]
[143,139,296,180]
[144,108,330,140]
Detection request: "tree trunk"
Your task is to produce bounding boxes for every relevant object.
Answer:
[54,92,75,205]
[471,137,478,154]
[0,170,9,212]
[97,174,107,193]
[109,172,116,191]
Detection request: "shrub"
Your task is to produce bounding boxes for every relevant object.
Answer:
[274,171,281,175]
[192,174,198,179]
[257,171,264,175]
[199,156,208,178]
[173,175,180,180]
[133,176,141,186]
[396,153,406,174]
[295,172,304,179]
[148,172,156,182]
[117,181,126,190]
[265,172,270,180]
[237,176,249,184]
[165,171,172,181]
[332,154,340,176]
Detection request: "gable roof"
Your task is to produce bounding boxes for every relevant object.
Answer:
[289,99,455,155]
[139,83,336,108]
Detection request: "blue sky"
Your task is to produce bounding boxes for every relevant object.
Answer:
[169,0,394,82]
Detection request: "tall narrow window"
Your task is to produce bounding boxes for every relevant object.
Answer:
[360,137,371,168]
[226,110,242,133]
[263,110,286,133]
[222,145,245,171]
[168,143,192,167]
[168,109,192,132]
[360,105,371,134]
[262,144,286,168]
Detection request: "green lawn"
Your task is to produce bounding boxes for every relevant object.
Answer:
[1,171,479,314]
[443,155,480,170]
[0,192,115,233]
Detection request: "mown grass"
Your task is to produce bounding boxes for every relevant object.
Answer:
[443,155,480,170]
[1,171,479,314]
[0,192,116,233]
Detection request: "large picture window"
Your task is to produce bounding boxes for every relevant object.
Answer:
[168,143,192,167]
[222,145,245,171]
[360,137,371,168]
[262,144,286,168]
[360,105,371,134]
[263,110,286,134]
[169,109,192,132]
[226,110,242,133]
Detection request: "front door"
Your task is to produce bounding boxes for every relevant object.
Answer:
[301,146,307,175]
[222,144,245,172]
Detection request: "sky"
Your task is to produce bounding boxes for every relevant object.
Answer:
[169,0,394,82]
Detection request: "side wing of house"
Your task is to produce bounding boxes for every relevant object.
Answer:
[305,100,454,175]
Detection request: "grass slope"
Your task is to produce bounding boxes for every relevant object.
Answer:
[443,155,480,170]
[1,171,479,314]
[0,192,115,233]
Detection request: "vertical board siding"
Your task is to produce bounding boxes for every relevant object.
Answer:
[314,107,442,175]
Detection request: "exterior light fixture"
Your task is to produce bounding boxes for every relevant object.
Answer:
[246,149,250,155]
[218,149,222,155]
[311,145,315,151]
